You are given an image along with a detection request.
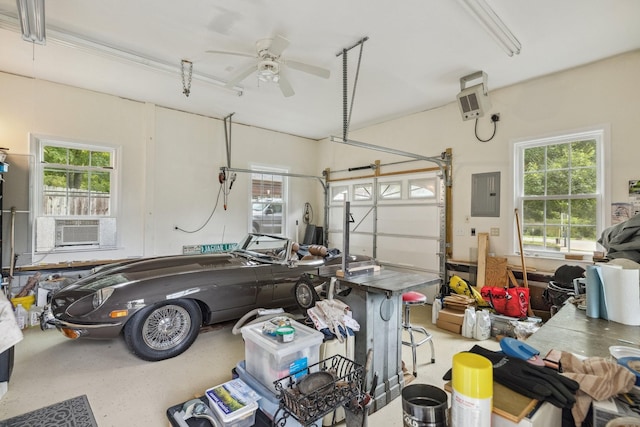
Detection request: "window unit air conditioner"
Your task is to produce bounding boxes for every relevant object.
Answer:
[35,217,117,251]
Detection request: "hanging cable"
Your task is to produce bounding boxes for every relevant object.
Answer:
[175,183,224,233]
[303,202,313,224]
[474,114,500,143]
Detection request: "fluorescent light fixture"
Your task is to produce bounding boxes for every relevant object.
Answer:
[0,12,242,95]
[458,0,521,56]
[17,0,46,44]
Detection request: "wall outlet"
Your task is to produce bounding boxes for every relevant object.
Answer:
[490,227,500,236]
[471,228,476,237]
[455,228,465,236]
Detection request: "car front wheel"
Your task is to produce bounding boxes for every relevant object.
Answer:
[294,275,320,310]
[123,299,202,361]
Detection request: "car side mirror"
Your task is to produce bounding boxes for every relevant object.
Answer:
[265,208,273,214]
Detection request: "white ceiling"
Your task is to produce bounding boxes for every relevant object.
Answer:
[1,0,639,140]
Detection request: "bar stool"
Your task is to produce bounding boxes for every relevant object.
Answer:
[401,291,435,377]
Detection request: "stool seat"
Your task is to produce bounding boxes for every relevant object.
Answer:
[403,291,428,304]
[401,291,435,378]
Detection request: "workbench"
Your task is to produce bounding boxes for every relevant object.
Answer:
[321,267,441,413]
[525,303,639,358]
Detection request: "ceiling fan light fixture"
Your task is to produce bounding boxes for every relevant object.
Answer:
[16,0,46,44]
[257,60,279,83]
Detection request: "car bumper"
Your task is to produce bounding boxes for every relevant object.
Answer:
[41,306,124,339]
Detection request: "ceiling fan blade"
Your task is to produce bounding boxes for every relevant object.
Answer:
[205,50,255,59]
[284,60,330,79]
[278,74,295,97]
[269,34,290,57]
[225,62,257,87]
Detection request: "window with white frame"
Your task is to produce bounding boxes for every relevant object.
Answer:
[379,182,402,200]
[39,143,114,216]
[353,183,372,201]
[331,185,348,204]
[250,167,287,235]
[514,129,605,257]
[409,178,436,199]
[32,137,118,251]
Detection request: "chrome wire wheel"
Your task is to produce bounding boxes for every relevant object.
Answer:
[294,276,319,310]
[141,304,191,351]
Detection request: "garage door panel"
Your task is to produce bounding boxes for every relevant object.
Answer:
[376,236,440,272]
[349,206,375,233]
[377,205,440,236]
[327,231,374,257]
[329,206,344,229]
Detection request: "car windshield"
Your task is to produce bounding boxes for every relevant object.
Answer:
[232,233,289,262]
[75,273,130,291]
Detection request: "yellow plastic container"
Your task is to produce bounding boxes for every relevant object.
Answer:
[11,295,36,310]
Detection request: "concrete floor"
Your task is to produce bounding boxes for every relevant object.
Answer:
[0,305,500,426]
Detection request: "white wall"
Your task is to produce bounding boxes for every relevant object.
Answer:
[2,50,639,271]
[0,72,319,264]
[317,50,640,272]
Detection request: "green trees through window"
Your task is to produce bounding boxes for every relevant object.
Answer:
[42,144,113,216]
[516,132,603,255]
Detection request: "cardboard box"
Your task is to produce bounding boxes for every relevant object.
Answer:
[438,308,465,325]
[436,318,462,334]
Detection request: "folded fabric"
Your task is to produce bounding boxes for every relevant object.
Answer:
[560,351,636,426]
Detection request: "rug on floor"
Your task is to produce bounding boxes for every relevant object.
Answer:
[0,395,98,427]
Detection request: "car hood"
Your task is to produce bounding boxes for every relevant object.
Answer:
[60,253,251,293]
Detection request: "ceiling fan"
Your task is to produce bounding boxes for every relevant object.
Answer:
[206,34,330,97]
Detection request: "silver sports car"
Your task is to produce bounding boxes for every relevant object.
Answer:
[42,233,372,361]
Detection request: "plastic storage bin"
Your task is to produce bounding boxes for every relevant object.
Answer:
[236,360,303,427]
[241,319,324,393]
[206,378,260,427]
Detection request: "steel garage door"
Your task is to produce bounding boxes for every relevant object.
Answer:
[327,171,443,301]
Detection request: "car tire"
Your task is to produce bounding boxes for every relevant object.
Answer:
[123,299,202,362]
[294,276,320,311]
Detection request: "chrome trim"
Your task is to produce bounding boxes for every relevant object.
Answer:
[53,319,123,329]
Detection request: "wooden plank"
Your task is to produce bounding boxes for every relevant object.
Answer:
[485,256,508,287]
[444,381,538,423]
[507,268,520,288]
[514,209,534,317]
[476,232,489,289]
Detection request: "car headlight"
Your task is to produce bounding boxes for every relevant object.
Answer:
[92,287,115,309]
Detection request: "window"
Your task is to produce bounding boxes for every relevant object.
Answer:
[250,168,286,235]
[32,137,118,252]
[35,138,117,217]
[409,178,436,199]
[379,182,402,200]
[331,185,348,204]
[353,184,372,201]
[514,129,605,257]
